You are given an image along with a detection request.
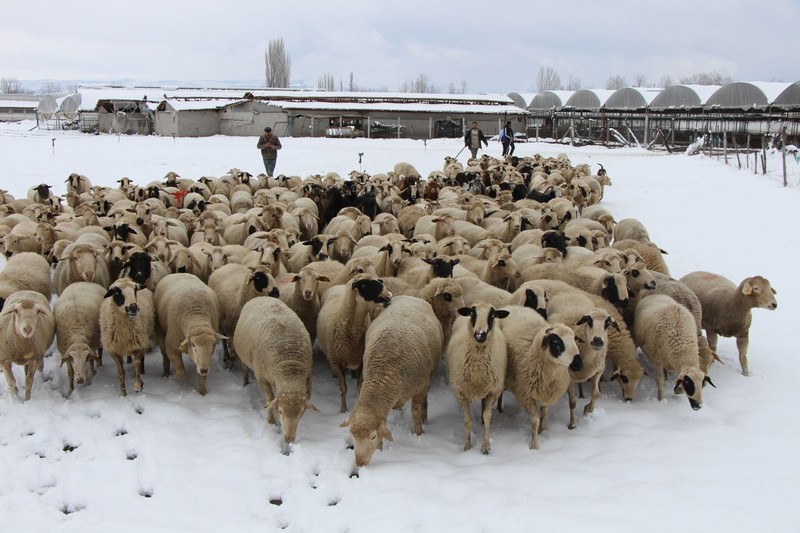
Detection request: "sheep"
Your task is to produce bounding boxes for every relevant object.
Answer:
[0,290,55,400]
[352,238,407,278]
[286,236,331,273]
[453,219,497,247]
[208,264,279,368]
[397,257,460,288]
[546,292,617,429]
[154,273,224,396]
[521,263,630,310]
[54,282,106,396]
[456,276,512,308]
[499,307,582,449]
[512,244,564,271]
[418,277,465,346]
[414,214,456,242]
[27,183,54,204]
[341,296,443,466]
[316,274,393,413]
[613,218,651,243]
[453,252,521,290]
[53,242,111,295]
[612,239,670,276]
[680,271,777,376]
[233,297,318,444]
[306,257,377,301]
[447,302,510,454]
[99,278,155,396]
[436,235,471,257]
[278,267,330,341]
[120,251,170,292]
[292,206,319,241]
[394,162,420,180]
[633,294,714,410]
[0,252,52,308]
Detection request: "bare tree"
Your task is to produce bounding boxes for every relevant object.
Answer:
[318,73,335,91]
[633,73,648,87]
[679,71,732,85]
[0,77,32,94]
[39,80,65,94]
[399,74,437,93]
[536,66,562,92]
[566,75,582,91]
[605,74,627,90]
[264,38,291,88]
[659,74,675,88]
[447,80,468,94]
[348,72,354,92]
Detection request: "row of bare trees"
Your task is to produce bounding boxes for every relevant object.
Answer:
[535,65,734,92]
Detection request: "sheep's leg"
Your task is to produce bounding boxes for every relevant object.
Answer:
[332,365,348,413]
[528,406,540,450]
[66,361,75,398]
[259,379,276,425]
[167,345,186,382]
[538,404,549,434]
[458,397,472,451]
[655,364,664,401]
[578,382,585,399]
[23,361,37,401]
[411,392,426,435]
[736,334,750,376]
[480,394,495,455]
[112,355,127,397]
[133,351,144,393]
[496,392,504,414]
[158,337,170,377]
[584,372,603,416]
[706,330,718,352]
[241,365,250,387]
[567,385,577,430]
[221,339,234,370]
[97,346,103,366]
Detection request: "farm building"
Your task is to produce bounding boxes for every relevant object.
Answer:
[0,95,39,122]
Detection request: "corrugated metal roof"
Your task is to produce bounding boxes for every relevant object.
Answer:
[706,81,791,108]
[564,89,615,109]
[528,91,575,110]
[604,87,663,110]
[772,81,800,108]
[649,85,721,108]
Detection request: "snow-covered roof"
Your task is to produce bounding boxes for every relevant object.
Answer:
[236,100,527,116]
[706,81,792,108]
[160,99,240,111]
[0,99,39,109]
[649,84,721,108]
[528,91,575,110]
[506,92,538,109]
[604,87,664,109]
[564,89,616,109]
[773,81,800,108]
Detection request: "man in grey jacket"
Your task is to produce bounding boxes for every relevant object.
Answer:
[256,127,282,176]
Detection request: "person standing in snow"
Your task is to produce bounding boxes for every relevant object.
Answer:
[501,120,515,157]
[464,121,489,159]
[257,126,282,176]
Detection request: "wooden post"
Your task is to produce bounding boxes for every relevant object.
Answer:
[762,142,767,175]
[733,136,741,168]
[723,131,728,165]
[397,116,401,140]
[782,126,788,187]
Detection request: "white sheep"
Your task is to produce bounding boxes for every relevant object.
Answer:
[413,214,456,242]
[208,263,280,368]
[53,242,111,295]
[500,306,582,449]
[680,271,777,376]
[316,273,393,413]
[278,267,329,341]
[341,295,443,466]
[447,302,510,454]
[154,273,224,396]
[418,277,465,347]
[521,262,630,310]
[99,277,156,396]
[613,218,651,243]
[612,239,670,276]
[0,252,52,307]
[0,290,55,400]
[54,282,106,396]
[633,294,714,410]
[233,296,318,443]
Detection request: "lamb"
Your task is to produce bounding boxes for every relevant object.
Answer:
[680,271,777,376]
[499,306,582,449]
[99,278,156,396]
[208,263,279,368]
[53,242,111,295]
[154,273,224,396]
[633,294,714,410]
[446,302,510,454]
[546,292,616,429]
[341,296,443,466]
[278,267,329,341]
[0,290,55,400]
[0,252,52,308]
[233,297,318,443]
[316,274,393,413]
[54,282,105,396]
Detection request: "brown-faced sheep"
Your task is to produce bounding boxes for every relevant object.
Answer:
[680,271,777,376]
[54,282,105,396]
[278,267,329,341]
[341,296,443,466]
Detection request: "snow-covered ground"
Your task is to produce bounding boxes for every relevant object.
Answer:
[0,122,798,532]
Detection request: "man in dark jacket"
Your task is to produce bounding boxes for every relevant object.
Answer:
[464,121,488,159]
[501,120,515,157]
[257,127,282,176]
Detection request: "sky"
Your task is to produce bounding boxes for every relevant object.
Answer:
[1,122,799,531]
[1,0,798,93]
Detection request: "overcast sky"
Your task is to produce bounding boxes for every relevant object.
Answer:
[2,0,797,94]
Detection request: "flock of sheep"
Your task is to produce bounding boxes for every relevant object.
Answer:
[0,154,778,467]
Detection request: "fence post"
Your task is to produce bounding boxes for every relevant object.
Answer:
[782,126,788,187]
[723,130,728,164]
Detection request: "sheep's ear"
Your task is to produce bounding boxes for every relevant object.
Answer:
[378,420,394,442]
[216,333,228,341]
[673,379,684,394]
[266,398,278,411]
[317,276,330,282]
[576,315,591,326]
[606,316,620,332]
[540,328,554,348]
[703,376,716,388]
[339,416,351,428]
[741,282,752,295]
[457,307,471,317]
[60,354,70,367]
[292,274,301,282]
[178,337,189,352]
[450,258,460,266]
[305,399,320,413]
[494,309,510,319]
[771,287,777,295]
[103,288,117,299]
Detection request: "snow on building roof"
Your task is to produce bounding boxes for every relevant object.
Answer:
[228,100,527,116]
[528,91,575,110]
[706,81,792,108]
[0,99,39,109]
[564,89,616,109]
[604,87,664,109]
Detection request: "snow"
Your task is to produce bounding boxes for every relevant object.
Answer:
[1,121,799,532]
